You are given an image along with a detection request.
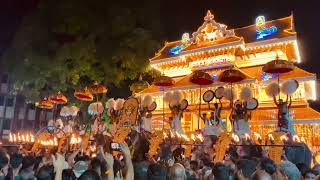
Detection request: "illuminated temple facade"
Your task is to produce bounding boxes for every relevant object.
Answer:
[140,11,320,147]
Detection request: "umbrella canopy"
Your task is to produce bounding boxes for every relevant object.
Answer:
[88,82,108,94]
[190,70,213,85]
[37,98,54,110]
[153,75,174,87]
[130,75,150,93]
[263,59,294,74]
[74,88,94,101]
[49,92,68,104]
[219,69,246,83]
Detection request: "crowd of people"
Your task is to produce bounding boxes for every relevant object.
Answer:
[0,133,319,180]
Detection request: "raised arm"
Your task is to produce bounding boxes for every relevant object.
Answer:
[273,96,279,106]
[288,96,292,108]
[120,142,134,180]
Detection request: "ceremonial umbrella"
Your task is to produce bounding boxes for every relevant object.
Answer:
[219,69,246,132]
[263,56,294,99]
[37,98,54,110]
[88,82,108,102]
[74,88,94,102]
[48,91,68,121]
[49,91,68,105]
[153,75,175,129]
[130,75,150,94]
[189,70,213,129]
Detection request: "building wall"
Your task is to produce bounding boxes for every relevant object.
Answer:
[0,74,39,138]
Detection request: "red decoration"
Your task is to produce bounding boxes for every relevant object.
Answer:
[49,92,68,104]
[74,88,94,101]
[219,69,246,83]
[153,76,174,87]
[190,70,213,85]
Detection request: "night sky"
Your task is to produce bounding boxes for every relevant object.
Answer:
[0,0,319,82]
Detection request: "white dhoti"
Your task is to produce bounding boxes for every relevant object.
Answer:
[204,121,223,137]
[234,119,250,138]
[173,115,184,135]
[141,117,152,133]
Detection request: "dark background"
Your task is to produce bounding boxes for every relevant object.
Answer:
[0,0,319,98]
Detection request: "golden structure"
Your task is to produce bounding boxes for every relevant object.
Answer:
[139,11,319,149]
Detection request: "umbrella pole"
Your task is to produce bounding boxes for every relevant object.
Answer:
[198,86,201,130]
[163,89,165,130]
[230,83,234,132]
[278,74,281,100]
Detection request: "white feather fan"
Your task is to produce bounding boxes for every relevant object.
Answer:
[281,80,299,95]
[265,82,280,97]
[70,106,79,116]
[164,92,173,102]
[223,88,236,101]
[88,102,104,115]
[172,91,183,104]
[55,119,64,129]
[106,98,116,109]
[115,98,125,110]
[60,106,70,117]
[142,95,153,108]
[48,119,54,127]
[240,87,252,101]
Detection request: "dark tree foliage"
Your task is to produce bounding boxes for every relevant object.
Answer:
[1,0,162,102]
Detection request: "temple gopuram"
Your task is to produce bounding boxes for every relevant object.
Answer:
[140,11,320,149]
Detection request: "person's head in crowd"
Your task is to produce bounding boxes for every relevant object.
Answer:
[147,163,166,180]
[251,169,272,180]
[302,168,316,180]
[36,165,54,180]
[190,160,199,172]
[312,164,320,176]
[19,168,34,180]
[258,158,276,175]
[10,153,23,170]
[90,158,102,177]
[33,156,43,171]
[169,163,186,180]
[62,169,76,180]
[133,160,149,180]
[73,161,88,178]
[296,162,309,177]
[236,145,250,159]
[0,149,9,177]
[78,170,101,180]
[279,160,300,180]
[285,143,312,168]
[22,155,35,170]
[236,159,257,180]
[212,162,233,180]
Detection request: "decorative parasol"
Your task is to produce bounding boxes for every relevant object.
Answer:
[190,70,213,85]
[218,69,246,83]
[88,82,108,94]
[189,70,213,129]
[219,69,246,132]
[130,75,150,94]
[263,56,295,99]
[153,75,174,87]
[48,91,68,122]
[262,59,294,74]
[37,98,54,110]
[74,88,94,102]
[49,92,68,104]
[153,75,175,129]
[88,82,108,103]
